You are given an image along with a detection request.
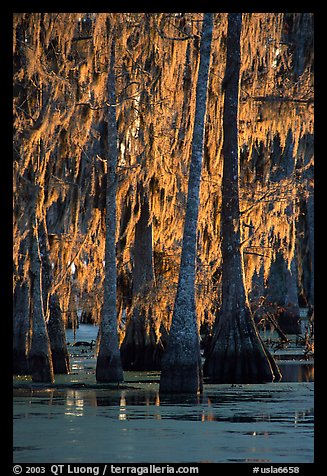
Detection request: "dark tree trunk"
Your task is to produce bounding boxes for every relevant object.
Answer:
[28,215,54,383]
[203,13,281,384]
[265,130,301,334]
[121,309,164,370]
[13,235,30,374]
[13,282,30,374]
[120,186,164,370]
[159,13,213,394]
[64,283,79,331]
[47,294,71,373]
[96,30,124,383]
[306,181,314,312]
[265,250,301,335]
[281,254,301,334]
[39,217,70,373]
[248,263,266,326]
[13,280,30,374]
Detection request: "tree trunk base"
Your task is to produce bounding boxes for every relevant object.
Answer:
[13,350,30,375]
[51,350,70,374]
[204,349,279,383]
[29,354,54,383]
[120,317,165,371]
[203,308,281,384]
[96,353,124,383]
[159,361,203,394]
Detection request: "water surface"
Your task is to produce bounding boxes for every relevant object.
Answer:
[13,324,314,463]
[13,381,313,463]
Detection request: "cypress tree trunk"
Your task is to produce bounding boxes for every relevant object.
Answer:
[306,172,314,314]
[120,186,163,370]
[13,281,30,374]
[13,239,30,375]
[281,253,301,334]
[159,13,213,394]
[279,132,301,333]
[306,152,315,319]
[96,30,124,383]
[265,249,301,335]
[47,294,71,373]
[38,217,70,373]
[28,215,54,383]
[265,131,301,334]
[203,13,281,383]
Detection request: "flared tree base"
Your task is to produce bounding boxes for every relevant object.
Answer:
[159,337,203,394]
[204,348,280,383]
[204,308,281,384]
[120,317,165,371]
[96,353,124,383]
[159,361,203,394]
[51,349,70,374]
[29,354,54,383]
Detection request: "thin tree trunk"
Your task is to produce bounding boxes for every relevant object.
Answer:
[306,183,314,312]
[96,30,124,383]
[282,253,301,333]
[28,214,54,383]
[203,13,281,383]
[159,13,213,394]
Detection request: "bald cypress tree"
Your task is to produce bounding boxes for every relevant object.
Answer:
[96,27,124,383]
[203,13,281,383]
[29,208,54,383]
[159,13,213,394]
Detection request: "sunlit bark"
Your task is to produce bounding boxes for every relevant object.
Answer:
[96,28,124,383]
[28,210,54,383]
[38,216,71,373]
[203,13,281,384]
[159,12,213,394]
[13,13,313,385]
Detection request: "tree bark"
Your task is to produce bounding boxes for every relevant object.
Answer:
[203,13,281,384]
[28,215,54,383]
[265,130,301,334]
[306,178,314,312]
[282,254,302,333]
[13,235,30,374]
[120,186,164,370]
[38,216,70,373]
[96,30,124,383]
[159,13,213,394]
[47,294,71,373]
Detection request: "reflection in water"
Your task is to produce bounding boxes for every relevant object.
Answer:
[119,392,127,421]
[15,386,314,429]
[159,393,204,406]
[279,363,314,382]
[15,361,314,425]
[94,390,163,421]
[13,380,314,463]
[14,362,314,425]
[57,387,311,427]
[65,390,85,417]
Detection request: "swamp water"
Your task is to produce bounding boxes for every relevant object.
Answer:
[13,325,314,463]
